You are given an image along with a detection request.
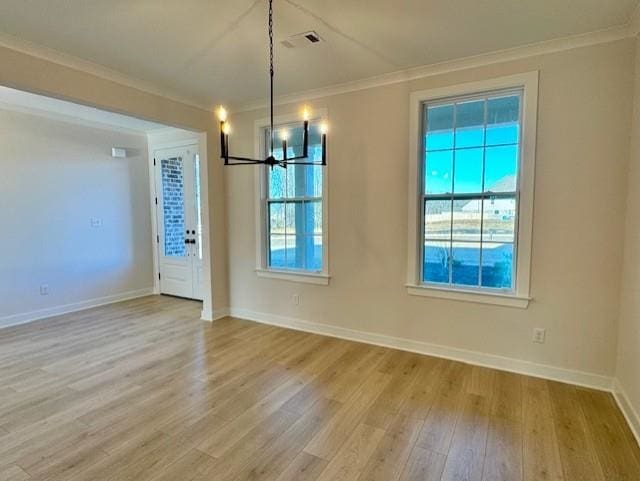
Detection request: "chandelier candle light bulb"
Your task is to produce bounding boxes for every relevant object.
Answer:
[217,0,326,167]
[320,122,328,165]
[218,107,229,161]
[302,106,310,158]
[222,121,231,161]
[217,106,228,122]
[281,130,289,161]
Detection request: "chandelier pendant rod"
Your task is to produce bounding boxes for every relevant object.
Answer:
[269,0,275,157]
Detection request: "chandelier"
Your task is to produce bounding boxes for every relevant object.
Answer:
[217,0,327,167]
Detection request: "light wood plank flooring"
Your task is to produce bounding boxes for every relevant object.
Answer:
[0,295,638,481]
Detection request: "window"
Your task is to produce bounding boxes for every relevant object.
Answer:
[256,116,329,284]
[407,73,537,307]
[423,91,520,289]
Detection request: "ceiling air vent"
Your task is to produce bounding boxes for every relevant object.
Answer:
[281,31,323,49]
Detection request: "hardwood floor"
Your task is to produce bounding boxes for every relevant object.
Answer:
[0,295,639,481]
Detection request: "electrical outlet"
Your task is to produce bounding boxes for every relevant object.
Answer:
[532,328,546,344]
[292,294,300,306]
[40,284,49,296]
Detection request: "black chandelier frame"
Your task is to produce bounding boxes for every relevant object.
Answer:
[219,0,326,168]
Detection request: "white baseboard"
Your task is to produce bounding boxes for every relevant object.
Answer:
[229,307,613,391]
[201,306,213,322]
[0,288,155,329]
[613,378,640,448]
[202,307,229,322]
[213,307,230,321]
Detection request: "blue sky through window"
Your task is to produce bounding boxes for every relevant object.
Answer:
[422,92,520,290]
[266,124,323,272]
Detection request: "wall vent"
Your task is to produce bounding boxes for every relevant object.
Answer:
[281,31,323,49]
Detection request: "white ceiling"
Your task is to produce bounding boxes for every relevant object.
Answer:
[0,86,170,133]
[0,0,637,108]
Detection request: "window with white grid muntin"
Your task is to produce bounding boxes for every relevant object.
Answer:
[421,89,523,292]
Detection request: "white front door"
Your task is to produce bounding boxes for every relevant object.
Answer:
[155,145,203,300]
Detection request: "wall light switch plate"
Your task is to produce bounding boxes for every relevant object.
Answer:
[40,284,49,295]
[533,328,546,344]
[90,217,103,227]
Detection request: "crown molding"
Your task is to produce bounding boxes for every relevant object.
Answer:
[0,31,210,111]
[1,17,637,116]
[232,24,633,113]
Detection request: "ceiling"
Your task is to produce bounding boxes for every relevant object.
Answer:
[0,0,637,108]
[0,86,170,133]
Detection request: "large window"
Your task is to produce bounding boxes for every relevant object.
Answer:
[263,123,325,274]
[423,90,521,290]
[407,73,537,307]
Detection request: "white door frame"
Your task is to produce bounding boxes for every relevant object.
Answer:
[147,130,213,320]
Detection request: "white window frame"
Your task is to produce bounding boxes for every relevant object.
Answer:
[254,110,330,285]
[406,72,538,308]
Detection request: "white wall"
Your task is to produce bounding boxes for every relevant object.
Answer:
[0,108,154,326]
[225,39,634,386]
[616,34,640,438]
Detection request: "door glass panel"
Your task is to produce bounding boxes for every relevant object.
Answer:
[161,156,186,257]
[194,154,203,260]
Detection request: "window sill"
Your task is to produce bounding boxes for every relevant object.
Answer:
[256,269,330,285]
[406,284,530,308]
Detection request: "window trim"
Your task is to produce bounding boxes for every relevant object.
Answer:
[406,72,538,308]
[254,109,330,285]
